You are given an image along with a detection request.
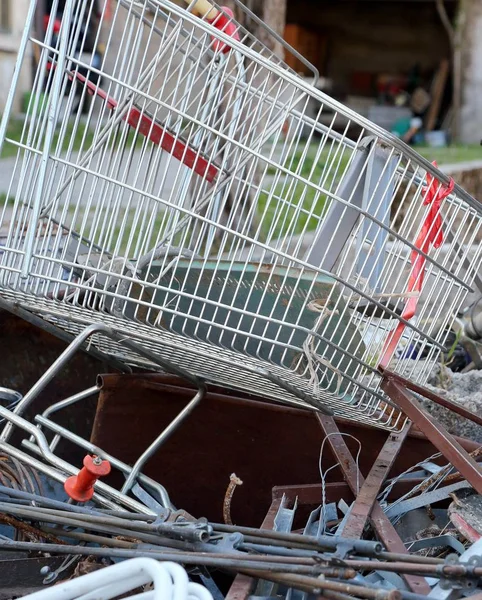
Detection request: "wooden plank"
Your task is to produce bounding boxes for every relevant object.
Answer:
[425,59,450,132]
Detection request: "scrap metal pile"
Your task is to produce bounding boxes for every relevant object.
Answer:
[0,419,482,600]
[0,0,482,597]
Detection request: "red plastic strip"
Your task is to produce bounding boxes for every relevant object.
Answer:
[69,72,118,109]
[68,72,218,182]
[449,511,482,543]
[379,163,454,368]
[127,107,218,182]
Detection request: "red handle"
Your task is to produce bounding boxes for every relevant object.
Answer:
[64,455,111,502]
[379,165,454,368]
[207,7,240,54]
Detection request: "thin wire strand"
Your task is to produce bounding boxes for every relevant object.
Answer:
[318,432,362,536]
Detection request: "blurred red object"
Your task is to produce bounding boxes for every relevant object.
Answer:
[43,14,61,33]
[350,72,375,95]
[376,74,408,97]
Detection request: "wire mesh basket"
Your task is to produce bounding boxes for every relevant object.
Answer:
[0,0,481,430]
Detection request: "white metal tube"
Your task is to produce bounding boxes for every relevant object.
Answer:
[19,558,213,600]
[20,0,77,278]
[0,0,39,155]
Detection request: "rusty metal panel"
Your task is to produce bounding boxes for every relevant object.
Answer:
[88,373,482,526]
[0,309,102,462]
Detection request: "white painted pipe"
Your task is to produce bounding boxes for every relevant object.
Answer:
[19,558,214,600]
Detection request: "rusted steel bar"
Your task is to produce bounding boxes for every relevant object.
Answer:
[382,369,482,428]
[0,513,66,545]
[340,560,482,578]
[238,570,402,600]
[381,377,482,496]
[316,414,431,595]
[342,423,411,539]
[225,496,281,600]
[272,479,429,505]
[223,473,243,525]
[214,523,382,555]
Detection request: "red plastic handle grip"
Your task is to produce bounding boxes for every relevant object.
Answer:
[64,455,111,503]
[207,7,240,54]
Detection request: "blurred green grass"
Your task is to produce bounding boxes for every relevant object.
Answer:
[416,145,482,165]
[0,116,144,159]
[259,142,481,239]
[1,113,480,247]
[260,149,339,239]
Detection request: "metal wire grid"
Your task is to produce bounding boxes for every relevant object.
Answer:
[0,0,480,427]
[0,288,403,429]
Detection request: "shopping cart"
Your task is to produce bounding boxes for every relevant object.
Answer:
[0,0,481,440]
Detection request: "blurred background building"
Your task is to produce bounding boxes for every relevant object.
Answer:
[1,0,481,144]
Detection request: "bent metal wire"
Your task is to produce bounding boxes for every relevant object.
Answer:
[0,0,481,430]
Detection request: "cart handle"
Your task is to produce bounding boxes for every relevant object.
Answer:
[68,71,219,183]
[185,0,219,19]
[183,1,240,54]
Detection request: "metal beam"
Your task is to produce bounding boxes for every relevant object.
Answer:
[342,423,411,539]
[381,377,482,496]
[316,413,430,595]
[382,369,482,428]
[272,479,431,505]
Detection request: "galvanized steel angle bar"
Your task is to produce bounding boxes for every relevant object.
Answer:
[385,482,472,519]
[408,536,466,556]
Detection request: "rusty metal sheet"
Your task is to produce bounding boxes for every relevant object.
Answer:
[90,373,482,527]
[0,309,102,462]
[449,491,482,543]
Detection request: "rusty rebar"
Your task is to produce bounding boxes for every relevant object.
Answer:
[223,473,243,525]
[239,570,402,600]
[0,513,66,545]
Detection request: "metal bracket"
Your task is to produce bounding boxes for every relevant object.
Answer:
[438,555,482,592]
[409,536,466,556]
[429,538,482,599]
